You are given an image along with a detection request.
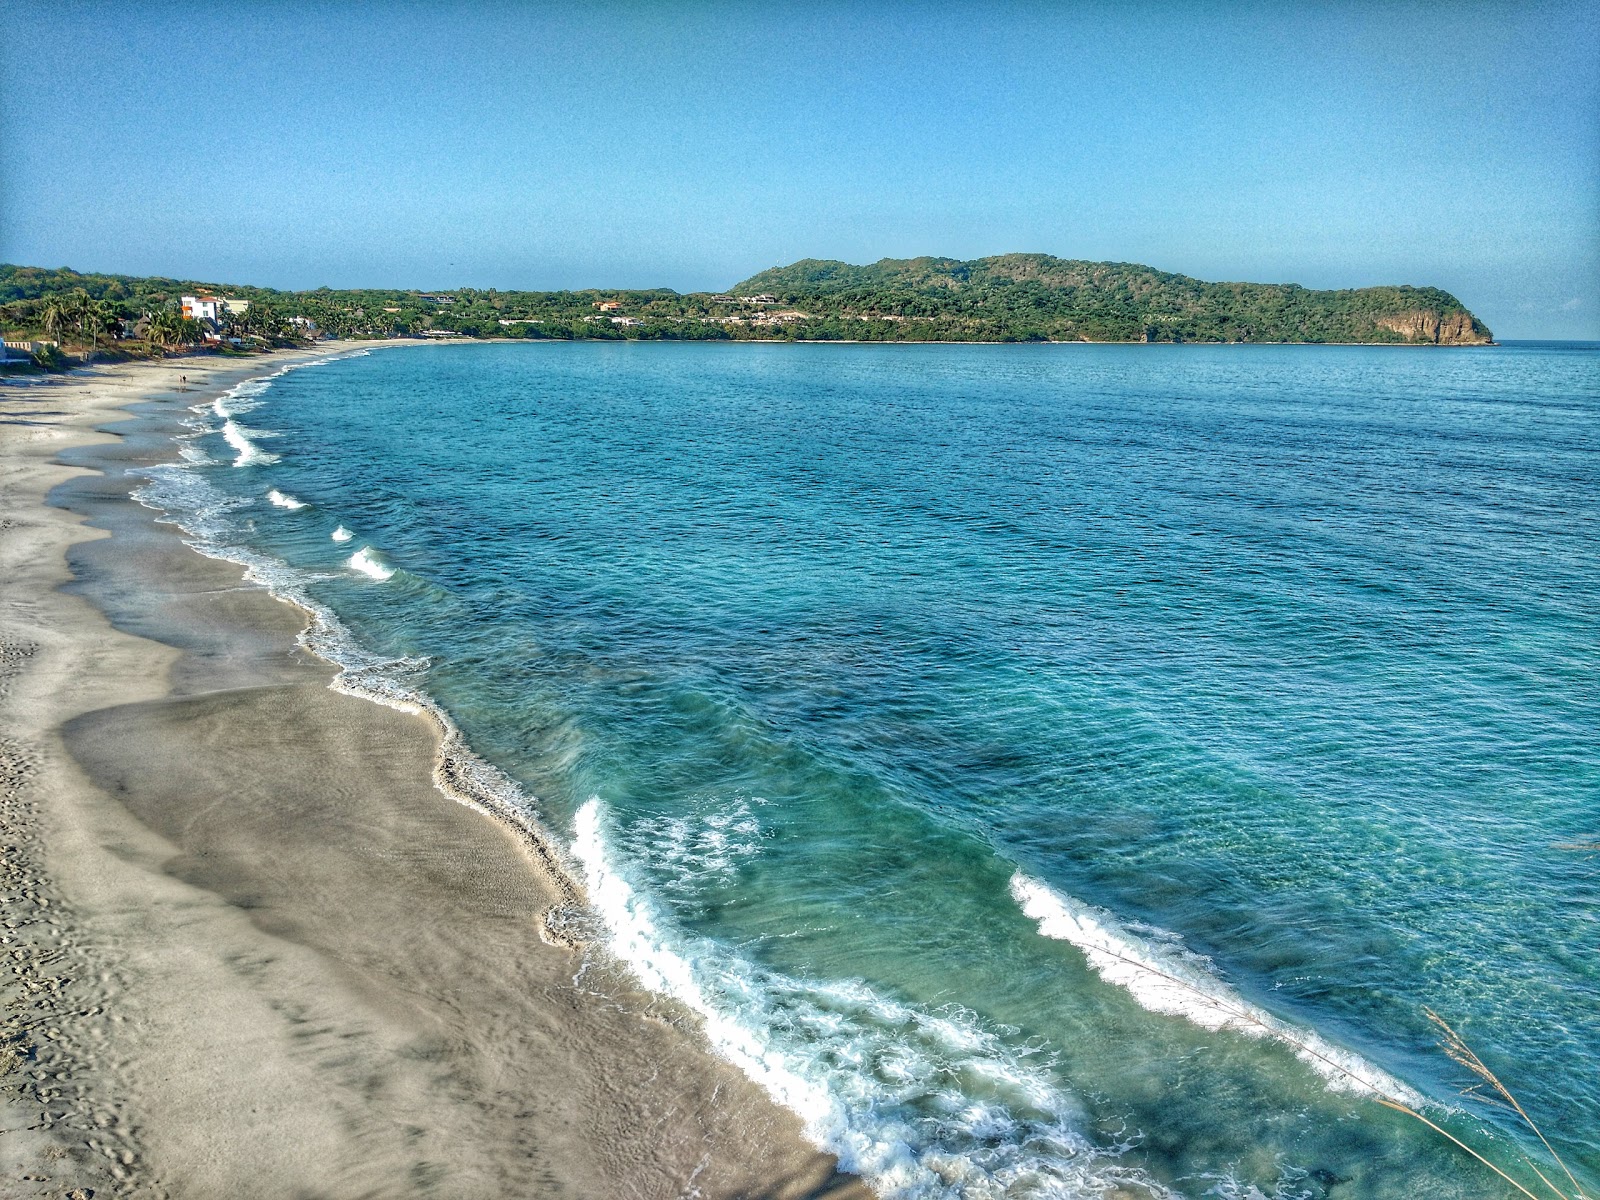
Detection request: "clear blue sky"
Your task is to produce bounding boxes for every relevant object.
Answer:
[3,1,1596,337]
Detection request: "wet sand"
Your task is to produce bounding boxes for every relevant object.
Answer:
[0,348,865,1198]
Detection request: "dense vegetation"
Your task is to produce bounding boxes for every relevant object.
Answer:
[730,255,1492,344]
[1,255,1491,360]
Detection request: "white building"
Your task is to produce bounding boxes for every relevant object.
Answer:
[181,295,223,322]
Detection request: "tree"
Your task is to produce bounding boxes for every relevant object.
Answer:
[40,300,71,341]
[142,307,202,348]
[142,308,179,346]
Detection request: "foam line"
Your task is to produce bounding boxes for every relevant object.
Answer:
[1009,873,1423,1104]
[574,798,1165,1199]
[221,418,279,467]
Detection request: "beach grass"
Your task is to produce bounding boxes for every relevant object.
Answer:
[1376,1011,1589,1200]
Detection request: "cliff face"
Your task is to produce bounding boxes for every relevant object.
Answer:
[1374,310,1492,344]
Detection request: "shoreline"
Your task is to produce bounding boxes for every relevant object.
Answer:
[0,347,865,1198]
[373,335,1499,347]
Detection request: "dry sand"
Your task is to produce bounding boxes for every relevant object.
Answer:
[0,347,867,1199]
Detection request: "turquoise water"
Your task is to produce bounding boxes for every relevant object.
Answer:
[145,341,1597,1198]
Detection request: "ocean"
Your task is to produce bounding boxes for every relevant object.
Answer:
[138,340,1598,1199]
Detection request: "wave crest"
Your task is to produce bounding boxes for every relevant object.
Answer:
[1009,873,1422,1104]
[347,546,395,580]
[221,418,279,466]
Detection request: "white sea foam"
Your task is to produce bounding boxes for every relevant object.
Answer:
[331,524,355,542]
[1008,873,1422,1105]
[574,798,1165,1200]
[348,546,395,581]
[221,418,279,467]
[204,352,372,463]
[211,379,267,419]
[266,489,306,510]
[617,794,767,912]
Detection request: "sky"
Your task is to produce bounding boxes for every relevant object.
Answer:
[2,1,1596,338]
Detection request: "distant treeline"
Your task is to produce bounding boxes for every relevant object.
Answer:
[0,255,1492,348]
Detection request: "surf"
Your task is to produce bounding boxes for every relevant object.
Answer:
[572,796,1163,1200]
[347,546,394,580]
[1008,873,1422,1104]
[221,418,279,467]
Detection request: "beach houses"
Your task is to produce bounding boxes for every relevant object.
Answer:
[180,295,249,341]
[179,295,249,319]
[180,295,223,322]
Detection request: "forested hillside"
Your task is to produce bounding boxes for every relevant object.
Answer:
[1,255,1492,352]
[731,255,1492,344]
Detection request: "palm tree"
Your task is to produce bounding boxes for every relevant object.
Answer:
[143,308,182,348]
[40,299,71,342]
[79,297,117,360]
[143,308,205,349]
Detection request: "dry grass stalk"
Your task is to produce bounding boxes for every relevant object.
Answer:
[1421,1009,1586,1200]
[1373,1098,1551,1200]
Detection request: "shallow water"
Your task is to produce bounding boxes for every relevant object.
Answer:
[141,341,1599,1199]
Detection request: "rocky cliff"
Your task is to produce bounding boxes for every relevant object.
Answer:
[1376,309,1493,345]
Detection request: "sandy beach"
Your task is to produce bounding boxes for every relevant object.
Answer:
[0,346,865,1199]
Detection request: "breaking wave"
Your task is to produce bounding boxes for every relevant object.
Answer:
[573,797,1166,1200]
[1008,873,1422,1105]
[347,546,395,580]
[221,418,279,466]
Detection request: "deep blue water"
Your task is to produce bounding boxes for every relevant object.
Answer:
[146,341,1598,1199]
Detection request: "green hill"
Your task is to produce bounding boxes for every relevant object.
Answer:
[731,254,1492,344]
[0,255,1492,349]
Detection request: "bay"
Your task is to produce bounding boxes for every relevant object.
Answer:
[145,340,1599,1199]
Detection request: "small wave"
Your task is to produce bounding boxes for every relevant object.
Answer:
[266,489,306,510]
[197,350,371,462]
[211,378,270,419]
[331,525,355,542]
[221,418,280,467]
[574,798,1164,1199]
[348,546,394,580]
[1009,874,1422,1104]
